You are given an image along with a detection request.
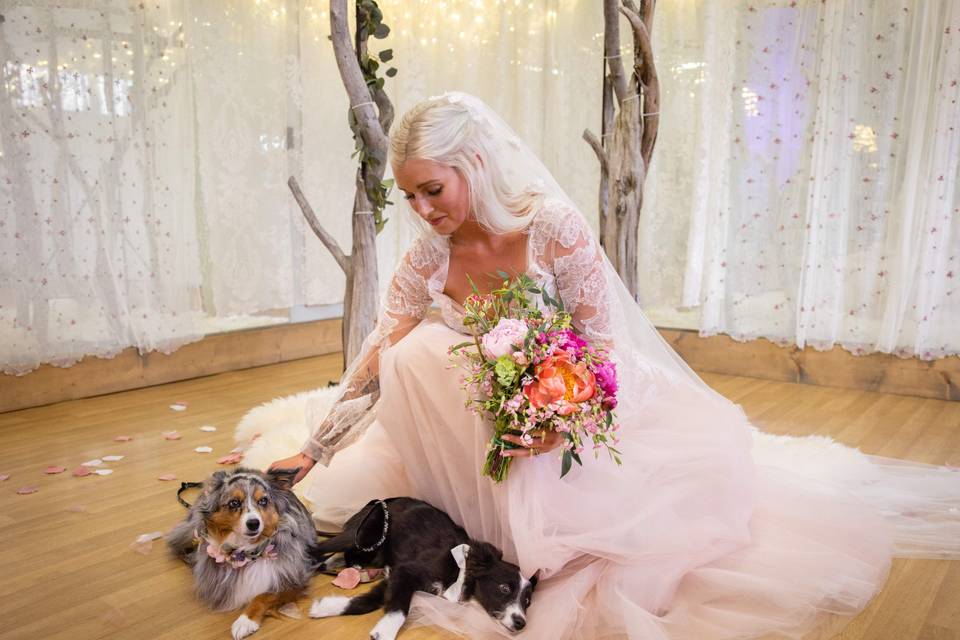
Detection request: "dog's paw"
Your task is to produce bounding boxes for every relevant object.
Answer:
[309,596,350,618]
[231,614,260,640]
[369,611,406,640]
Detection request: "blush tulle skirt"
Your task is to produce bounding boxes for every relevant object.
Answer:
[300,318,960,640]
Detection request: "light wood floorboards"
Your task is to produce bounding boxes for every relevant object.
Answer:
[1,355,958,640]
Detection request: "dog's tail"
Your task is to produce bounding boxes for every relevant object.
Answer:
[307,530,355,572]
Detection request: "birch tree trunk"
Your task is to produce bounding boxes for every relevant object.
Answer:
[288,0,395,368]
[583,0,659,300]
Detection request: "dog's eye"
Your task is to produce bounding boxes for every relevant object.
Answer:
[257,496,269,507]
[498,584,512,595]
[227,499,241,510]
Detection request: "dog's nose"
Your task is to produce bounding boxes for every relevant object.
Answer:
[245,517,261,532]
[511,614,526,631]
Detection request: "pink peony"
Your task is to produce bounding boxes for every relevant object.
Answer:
[522,352,596,411]
[481,318,529,360]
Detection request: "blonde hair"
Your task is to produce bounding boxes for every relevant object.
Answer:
[390,95,543,234]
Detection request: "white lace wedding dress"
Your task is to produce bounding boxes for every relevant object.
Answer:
[285,196,960,640]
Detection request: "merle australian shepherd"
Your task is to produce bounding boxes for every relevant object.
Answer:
[166,467,314,640]
[308,497,538,639]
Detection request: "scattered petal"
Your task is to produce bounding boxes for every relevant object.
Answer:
[217,453,244,465]
[102,455,125,462]
[157,474,177,481]
[114,435,133,442]
[163,431,182,441]
[278,603,302,619]
[72,466,93,477]
[94,469,114,476]
[169,402,188,411]
[194,446,213,454]
[364,568,383,580]
[0,474,9,482]
[44,466,67,474]
[102,606,126,626]
[82,459,104,467]
[230,447,245,454]
[332,567,362,590]
[17,486,39,495]
[200,425,217,432]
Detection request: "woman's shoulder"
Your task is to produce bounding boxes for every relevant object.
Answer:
[529,197,591,245]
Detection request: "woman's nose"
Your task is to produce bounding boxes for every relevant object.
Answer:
[412,196,433,216]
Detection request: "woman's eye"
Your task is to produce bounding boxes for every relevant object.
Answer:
[427,187,442,196]
[403,193,414,200]
[228,499,241,510]
[499,584,511,594]
[257,497,269,507]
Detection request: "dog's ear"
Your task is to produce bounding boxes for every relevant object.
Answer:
[466,541,502,573]
[529,569,540,589]
[266,467,300,491]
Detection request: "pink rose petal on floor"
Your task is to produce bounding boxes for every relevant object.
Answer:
[332,567,362,590]
[102,455,124,462]
[130,531,164,554]
[44,466,67,475]
[0,474,9,482]
[17,486,39,495]
[195,446,213,454]
[163,431,182,441]
[278,603,302,619]
[157,474,177,481]
[114,435,133,442]
[169,402,188,411]
[102,606,126,627]
[217,453,244,465]
[94,469,114,476]
[73,466,93,477]
[200,425,217,432]
[82,459,104,467]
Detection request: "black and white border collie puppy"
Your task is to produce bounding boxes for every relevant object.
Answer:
[166,467,315,640]
[308,497,537,639]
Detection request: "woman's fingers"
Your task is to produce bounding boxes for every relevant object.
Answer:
[500,431,563,457]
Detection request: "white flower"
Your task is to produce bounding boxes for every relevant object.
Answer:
[481,318,529,360]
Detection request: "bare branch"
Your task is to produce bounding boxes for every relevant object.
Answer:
[329,0,386,154]
[620,2,660,167]
[583,129,610,176]
[603,0,628,102]
[288,176,352,276]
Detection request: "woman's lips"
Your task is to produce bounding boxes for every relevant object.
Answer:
[428,216,446,226]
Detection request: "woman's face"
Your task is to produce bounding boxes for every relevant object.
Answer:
[394,158,471,235]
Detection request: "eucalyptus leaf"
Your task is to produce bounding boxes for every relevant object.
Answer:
[374,23,390,38]
[379,49,394,62]
[560,450,573,478]
[385,67,398,78]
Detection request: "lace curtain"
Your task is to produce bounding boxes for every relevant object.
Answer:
[4,0,954,376]
[0,1,604,375]
[643,1,960,359]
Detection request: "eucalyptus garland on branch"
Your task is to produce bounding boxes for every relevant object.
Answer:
[288,0,397,368]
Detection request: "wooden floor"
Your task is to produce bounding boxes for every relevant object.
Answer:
[1,354,958,640]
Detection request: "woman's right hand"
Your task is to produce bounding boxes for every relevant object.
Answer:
[268,452,316,486]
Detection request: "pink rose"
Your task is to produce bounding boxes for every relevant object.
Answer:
[481,319,529,360]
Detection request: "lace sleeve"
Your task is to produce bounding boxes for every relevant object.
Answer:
[536,201,613,344]
[300,236,440,465]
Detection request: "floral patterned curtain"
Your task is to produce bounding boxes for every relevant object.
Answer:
[643,1,960,359]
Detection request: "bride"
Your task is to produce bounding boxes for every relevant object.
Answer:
[265,92,959,639]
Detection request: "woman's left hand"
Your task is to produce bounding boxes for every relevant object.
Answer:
[500,429,564,458]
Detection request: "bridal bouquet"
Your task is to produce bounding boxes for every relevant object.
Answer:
[449,274,621,483]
